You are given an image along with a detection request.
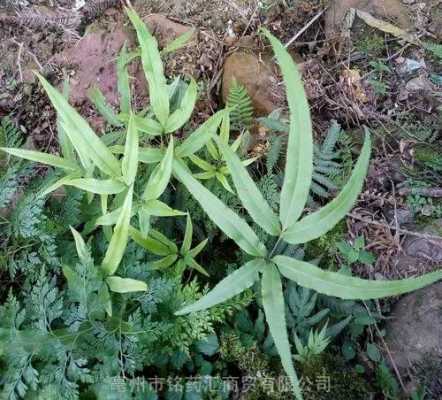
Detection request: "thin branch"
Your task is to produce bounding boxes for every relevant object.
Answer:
[285,8,327,48]
[347,212,442,241]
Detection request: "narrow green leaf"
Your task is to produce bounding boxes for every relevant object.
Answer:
[134,115,163,136]
[143,137,174,200]
[181,214,193,253]
[100,194,108,216]
[150,229,178,253]
[126,7,169,126]
[175,110,225,158]
[96,205,138,226]
[142,199,186,217]
[87,86,122,126]
[220,112,230,144]
[262,263,302,400]
[262,29,313,230]
[152,254,178,269]
[122,114,139,185]
[282,133,371,245]
[62,265,80,289]
[188,238,208,258]
[215,136,281,236]
[138,147,164,163]
[161,29,195,55]
[164,78,198,133]
[106,276,147,293]
[230,132,243,152]
[185,257,209,276]
[64,178,127,195]
[98,284,113,317]
[39,174,81,197]
[57,79,76,161]
[206,139,220,160]
[36,73,121,176]
[274,255,442,300]
[194,171,215,180]
[215,172,234,193]
[111,145,163,164]
[138,207,151,236]
[189,154,214,172]
[117,42,131,115]
[129,226,172,256]
[101,186,133,275]
[59,120,94,172]
[173,159,267,257]
[70,227,90,264]
[1,147,79,171]
[175,258,264,315]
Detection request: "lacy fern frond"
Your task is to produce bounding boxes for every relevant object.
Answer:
[226,79,254,130]
[1,116,24,149]
[311,120,343,198]
[266,134,285,173]
[0,117,34,209]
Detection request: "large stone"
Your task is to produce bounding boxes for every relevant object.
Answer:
[325,0,412,36]
[221,52,284,116]
[385,282,442,370]
[402,219,442,261]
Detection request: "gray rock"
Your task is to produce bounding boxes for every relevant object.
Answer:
[403,219,442,261]
[385,282,442,370]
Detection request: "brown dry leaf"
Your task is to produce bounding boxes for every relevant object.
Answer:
[355,9,419,44]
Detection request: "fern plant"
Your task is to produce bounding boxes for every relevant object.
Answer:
[424,41,442,61]
[226,79,254,130]
[171,29,442,399]
[260,116,346,199]
[2,9,442,400]
[0,117,34,209]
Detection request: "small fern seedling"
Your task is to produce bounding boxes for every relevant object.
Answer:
[293,324,331,364]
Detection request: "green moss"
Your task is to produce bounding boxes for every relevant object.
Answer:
[219,332,284,400]
[298,352,372,400]
[354,34,385,57]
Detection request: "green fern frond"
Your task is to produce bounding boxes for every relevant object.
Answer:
[226,79,254,130]
[0,116,24,150]
[424,41,442,61]
[266,135,285,173]
[311,120,344,198]
[0,116,33,209]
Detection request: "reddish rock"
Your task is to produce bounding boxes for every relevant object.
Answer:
[50,14,195,109]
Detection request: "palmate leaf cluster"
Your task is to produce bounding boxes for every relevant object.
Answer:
[1,7,442,400]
